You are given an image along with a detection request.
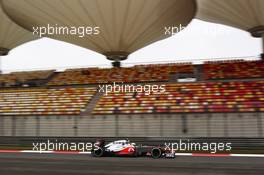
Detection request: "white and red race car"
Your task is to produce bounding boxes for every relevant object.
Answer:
[91,139,175,159]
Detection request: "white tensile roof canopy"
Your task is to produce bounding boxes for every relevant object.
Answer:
[1,0,196,62]
[0,5,36,56]
[197,0,264,52]
[1,0,264,60]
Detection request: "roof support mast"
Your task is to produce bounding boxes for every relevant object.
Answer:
[0,47,9,74]
[248,26,264,59]
[262,33,264,57]
[104,51,129,68]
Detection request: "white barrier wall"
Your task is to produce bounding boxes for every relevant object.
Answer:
[0,113,263,137]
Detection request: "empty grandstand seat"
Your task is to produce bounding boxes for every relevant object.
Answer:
[48,63,194,85]
[0,70,54,87]
[204,60,264,80]
[0,87,97,115]
[93,80,264,114]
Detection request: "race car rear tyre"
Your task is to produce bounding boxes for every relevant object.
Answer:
[151,148,162,159]
[92,147,104,157]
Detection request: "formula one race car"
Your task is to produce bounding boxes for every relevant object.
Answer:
[91,139,175,159]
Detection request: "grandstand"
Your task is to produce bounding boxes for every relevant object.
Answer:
[47,64,194,85]
[204,60,264,80]
[0,70,54,87]
[0,87,96,115]
[0,59,264,137]
[93,81,264,114]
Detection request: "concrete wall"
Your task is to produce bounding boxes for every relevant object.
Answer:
[0,113,263,137]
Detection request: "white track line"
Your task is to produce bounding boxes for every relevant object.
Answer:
[21,150,53,153]
[231,154,264,158]
[1,150,264,158]
[175,153,192,156]
[78,152,91,154]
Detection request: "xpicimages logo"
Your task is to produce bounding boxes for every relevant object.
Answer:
[164,24,186,36]
[32,140,99,153]
[164,140,232,154]
[98,82,166,95]
[32,24,100,37]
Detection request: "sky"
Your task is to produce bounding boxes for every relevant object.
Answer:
[1,19,262,73]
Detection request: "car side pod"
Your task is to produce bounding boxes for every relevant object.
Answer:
[151,148,163,159]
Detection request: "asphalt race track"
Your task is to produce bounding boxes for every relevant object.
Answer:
[0,153,263,175]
